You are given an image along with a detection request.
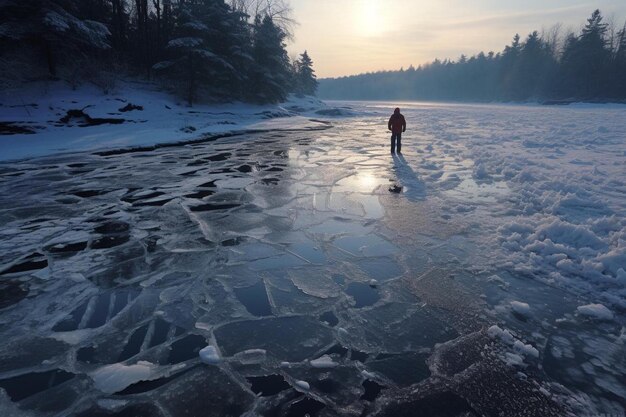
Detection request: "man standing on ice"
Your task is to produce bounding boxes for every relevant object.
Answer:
[388,107,406,154]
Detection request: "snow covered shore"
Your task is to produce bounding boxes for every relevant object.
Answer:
[0,80,333,162]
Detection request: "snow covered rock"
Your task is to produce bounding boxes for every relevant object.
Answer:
[295,380,310,390]
[510,301,532,317]
[199,345,221,365]
[576,304,614,321]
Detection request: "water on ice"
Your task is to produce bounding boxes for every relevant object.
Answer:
[0,100,625,416]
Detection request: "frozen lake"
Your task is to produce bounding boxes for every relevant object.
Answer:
[0,101,625,416]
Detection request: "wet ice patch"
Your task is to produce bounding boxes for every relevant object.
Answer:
[310,355,338,368]
[91,361,158,394]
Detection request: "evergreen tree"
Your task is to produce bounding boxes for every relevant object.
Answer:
[515,31,556,99]
[615,25,626,97]
[294,50,318,96]
[500,34,522,99]
[559,10,611,98]
[153,3,211,105]
[248,15,291,103]
[0,0,110,76]
[153,0,246,105]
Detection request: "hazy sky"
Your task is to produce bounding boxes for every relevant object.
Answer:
[286,0,626,78]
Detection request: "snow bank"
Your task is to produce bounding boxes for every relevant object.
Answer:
[0,80,330,162]
[576,304,614,321]
[498,215,625,307]
[91,361,158,394]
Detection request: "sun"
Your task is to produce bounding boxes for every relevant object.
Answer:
[355,0,388,36]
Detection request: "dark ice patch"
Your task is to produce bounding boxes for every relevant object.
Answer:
[367,352,431,386]
[324,344,348,357]
[319,311,338,327]
[189,203,240,212]
[198,180,218,188]
[92,234,130,249]
[361,379,385,401]
[119,103,143,112]
[375,391,479,417]
[1,253,47,275]
[286,397,325,417]
[118,324,150,361]
[72,190,105,198]
[94,221,130,234]
[234,280,272,317]
[45,241,88,254]
[133,198,172,207]
[0,369,74,402]
[221,236,246,246]
[75,404,162,417]
[117,368,194,395]
[166,334,206,364]
[214,316,333,361]
[247,375,291,397]
[185,190,215,199]
[0,279,29,309]
[260,177,280,185]
[0,121,37,135]
[121,191,165,204]
[237,164,253,173]
[345,282,380,308]
[207,152,231,161]
[350,349,369,363]
[76,346,96,363]
[312,378,339,394]
[59,109,124,127]
[54,289,139,332]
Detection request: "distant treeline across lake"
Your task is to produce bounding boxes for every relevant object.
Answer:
[320,10,626,103]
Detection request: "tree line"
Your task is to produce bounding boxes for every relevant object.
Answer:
[319,10,626,103]
[0,0,318,104]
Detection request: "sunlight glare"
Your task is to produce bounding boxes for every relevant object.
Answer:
[355,0,388,36]
[357,172,380,191]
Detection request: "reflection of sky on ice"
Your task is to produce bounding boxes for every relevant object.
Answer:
[1,101,625,416]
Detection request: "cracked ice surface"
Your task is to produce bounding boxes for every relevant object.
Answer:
[0,101,625,416]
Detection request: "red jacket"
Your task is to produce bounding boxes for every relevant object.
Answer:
[388,111,406,134]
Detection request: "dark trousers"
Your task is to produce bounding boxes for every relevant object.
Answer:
[391,133,402,153]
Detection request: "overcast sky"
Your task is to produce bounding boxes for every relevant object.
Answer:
[286,0,626,78]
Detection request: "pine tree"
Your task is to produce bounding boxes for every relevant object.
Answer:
[614,24,626,97]
[294,50,318,96]
[152,0,246,105]
[247,15,291,103]
[500,34,522,99]
[0,0,110,76]
[559,9,611,98]
[514,31,556,99]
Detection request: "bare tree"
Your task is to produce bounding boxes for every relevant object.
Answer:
[541,23,563,58]
[228,0,297,39]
